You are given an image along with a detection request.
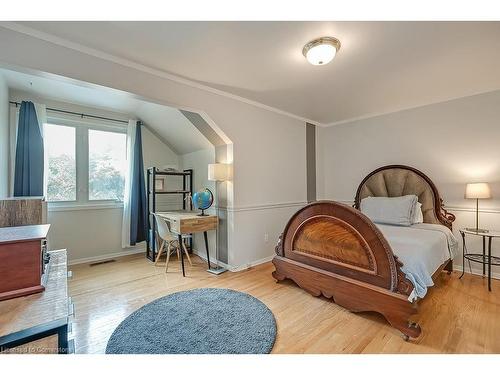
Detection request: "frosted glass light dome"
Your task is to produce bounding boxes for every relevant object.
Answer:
[303,37,341,66]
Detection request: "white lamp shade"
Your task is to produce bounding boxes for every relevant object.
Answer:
[465,183,491,199]
[208,163,232,181]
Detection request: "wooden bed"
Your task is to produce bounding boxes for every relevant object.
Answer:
[272,165,455,340]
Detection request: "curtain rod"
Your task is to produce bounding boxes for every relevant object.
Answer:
[9,100,129,125]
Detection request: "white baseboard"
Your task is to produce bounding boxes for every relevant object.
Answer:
[230,255,275,272]
[192,250,274,272]
[453,265,500,280]
[192,250,231,270]
[68,246,145,266]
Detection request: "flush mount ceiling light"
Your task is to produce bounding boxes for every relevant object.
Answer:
[302,36,341,66]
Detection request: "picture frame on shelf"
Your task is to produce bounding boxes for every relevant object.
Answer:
[155,176,167,192]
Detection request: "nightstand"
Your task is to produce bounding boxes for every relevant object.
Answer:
[459,229,500,291]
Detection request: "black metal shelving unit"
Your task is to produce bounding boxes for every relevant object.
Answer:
[146,167,193,261]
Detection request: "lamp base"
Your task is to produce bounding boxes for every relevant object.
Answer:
[207,266,227,275]
[465,227,489,233]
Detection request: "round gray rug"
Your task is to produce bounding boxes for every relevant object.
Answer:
[105,288,276,354]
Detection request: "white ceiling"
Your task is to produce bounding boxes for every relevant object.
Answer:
[0,67,213,154]
[16,21,500,125]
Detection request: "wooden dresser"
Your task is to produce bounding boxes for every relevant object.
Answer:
[0,224,50,301]
[0,249,73,354]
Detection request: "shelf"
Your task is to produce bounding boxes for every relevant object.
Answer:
[148,190,190,195]
[154,171,191,176]
[146,167,193,261]
[148,168,192,176]
[464,253,500,266]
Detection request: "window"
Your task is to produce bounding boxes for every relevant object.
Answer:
[45,124,76,202]
[88,129,127,201]
[44,119,127,207]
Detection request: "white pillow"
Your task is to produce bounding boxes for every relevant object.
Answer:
[360,195,418,227]
[412,202,424,224]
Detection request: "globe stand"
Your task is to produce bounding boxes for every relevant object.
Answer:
[193,189,214,217]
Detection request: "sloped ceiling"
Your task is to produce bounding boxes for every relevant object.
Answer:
[14,21,500,125]
[0,67,212,154]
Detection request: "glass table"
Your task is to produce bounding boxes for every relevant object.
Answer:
[459,229,500,291]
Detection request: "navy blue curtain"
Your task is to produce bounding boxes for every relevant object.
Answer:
[14,101,44,197]
[129,121,147,245]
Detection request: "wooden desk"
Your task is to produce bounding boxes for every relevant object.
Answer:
[156,211,218,276]
[0,249,73,354]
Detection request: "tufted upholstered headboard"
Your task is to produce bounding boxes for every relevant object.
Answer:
[353,165,455,229]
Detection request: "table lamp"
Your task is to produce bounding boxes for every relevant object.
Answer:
[207,163,232,275]
[465,182,491,233]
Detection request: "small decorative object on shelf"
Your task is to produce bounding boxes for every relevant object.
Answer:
[154,176,167,192]
[459,228,500,291]
[192,188,214,216]
[464,182,491,233]
[161,165,180,173]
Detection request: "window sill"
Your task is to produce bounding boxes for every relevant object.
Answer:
[48,202,124,212]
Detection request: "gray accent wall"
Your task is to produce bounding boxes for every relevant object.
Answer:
[180,110,226,147]
[306,122,316,202]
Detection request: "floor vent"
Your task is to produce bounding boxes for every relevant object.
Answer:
[89,259,116,267]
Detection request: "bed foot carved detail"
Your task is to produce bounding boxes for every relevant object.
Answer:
[382,314,422,340]
[272,256,421,340]
[272,270,285,282]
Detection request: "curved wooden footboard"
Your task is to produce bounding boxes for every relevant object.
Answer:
[272,201,421,339]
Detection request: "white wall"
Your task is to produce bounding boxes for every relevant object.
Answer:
[0,73,8,197]
[141,126,183,212]
[8,91,180,263]
[180,148,218,262]
[0,27,308,268]
[317,89,500,277]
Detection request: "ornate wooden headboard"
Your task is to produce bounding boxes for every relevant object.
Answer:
[353,165,455,229]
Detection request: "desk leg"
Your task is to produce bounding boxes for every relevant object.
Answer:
[483,236,486,276]
[460,231,466,279]
[488,236,492,291]
[204,231,211,270]
[178,235,185,277]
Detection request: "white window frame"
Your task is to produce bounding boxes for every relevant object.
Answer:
[46,114,127,212]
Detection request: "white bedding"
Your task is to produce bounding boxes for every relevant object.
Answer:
[376,223,458,302]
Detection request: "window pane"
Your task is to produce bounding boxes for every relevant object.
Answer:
[45,124,76,201]
[89,129,127,201]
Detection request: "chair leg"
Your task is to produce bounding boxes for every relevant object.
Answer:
[165,242,172,273]
[182,241,193,266]
[154,240,165,265]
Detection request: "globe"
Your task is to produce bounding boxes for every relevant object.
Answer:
[192,188,214,216]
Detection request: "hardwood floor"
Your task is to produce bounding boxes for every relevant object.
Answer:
[67,253,500,354]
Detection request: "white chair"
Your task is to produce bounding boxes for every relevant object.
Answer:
[153,214,192,272]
